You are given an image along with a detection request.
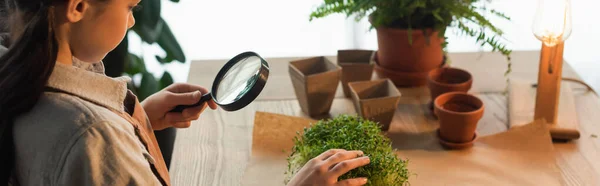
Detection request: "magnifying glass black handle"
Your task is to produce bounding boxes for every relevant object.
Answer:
[170,93,212,113]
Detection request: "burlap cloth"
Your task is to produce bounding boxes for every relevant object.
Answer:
[241,112,563,185]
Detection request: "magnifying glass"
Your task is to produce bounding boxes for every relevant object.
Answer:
[170,51,269,112]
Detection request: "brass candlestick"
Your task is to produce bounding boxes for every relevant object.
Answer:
[533,0,579,140]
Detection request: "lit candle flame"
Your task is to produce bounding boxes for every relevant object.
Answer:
[532,0,572,46]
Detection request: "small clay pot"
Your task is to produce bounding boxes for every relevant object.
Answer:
[289,57,341,117]
[338,50,375,98]
[427,67,473,111]
[348,79,401,131]
[375,27,444,72]
[434,92,484,149]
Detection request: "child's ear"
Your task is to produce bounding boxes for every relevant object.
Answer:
[65,0,89,22]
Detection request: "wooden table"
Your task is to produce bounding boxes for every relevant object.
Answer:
[170,51,600,186]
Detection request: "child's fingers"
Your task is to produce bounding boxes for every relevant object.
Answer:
[336,177,368,186]
[330,156,370,178]
[208,100,218,110]
[173,121,192,128]
[165,91,202,107]
[167,83,209,94]
[181,104,207,120]
[166,104,207,123]
[165,112,187,123]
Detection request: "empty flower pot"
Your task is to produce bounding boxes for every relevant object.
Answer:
[348,79,401,131]
[434,92,484,149]
[289,56,341,117]
[427,67,473,111]
[338,50,375,98]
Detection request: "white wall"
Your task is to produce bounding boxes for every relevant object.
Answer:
[131,0,600,83]
[357,0,600,64]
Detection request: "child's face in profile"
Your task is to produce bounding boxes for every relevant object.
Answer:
[67,0,139,63]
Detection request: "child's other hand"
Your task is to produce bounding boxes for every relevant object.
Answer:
[141,83,218,130]
[286,149,370,186]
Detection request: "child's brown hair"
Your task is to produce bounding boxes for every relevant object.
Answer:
[0,0,64,183]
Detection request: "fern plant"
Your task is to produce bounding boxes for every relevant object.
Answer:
[310,0,513,75]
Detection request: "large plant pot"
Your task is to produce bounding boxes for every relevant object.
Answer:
[289,57,341,117]
[427,67,473,111]
[374,59,430,87]
[434,92,484,149]
[338,50,375,98]
[374,53,447,87]
[348,79,401,131]
[375,27,444,86]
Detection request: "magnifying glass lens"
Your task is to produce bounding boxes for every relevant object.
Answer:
[215,56,262,104]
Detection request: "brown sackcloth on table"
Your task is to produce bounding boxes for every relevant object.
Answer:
[242,112,563,186]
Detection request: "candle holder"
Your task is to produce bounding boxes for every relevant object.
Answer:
[532,0,580,140]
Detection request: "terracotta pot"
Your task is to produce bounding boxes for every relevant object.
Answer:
[437,131,477,150]
[289,56,341,117]
[374,59,429,87]
[338,50,375,97]
[434,92,484,149]
[374,53,448,87]
[376,27,444,72]
[427,67,473,110]
[348,79,401,131]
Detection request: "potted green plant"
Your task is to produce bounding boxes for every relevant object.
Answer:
[310,0,512,87]
[285,115,410,185]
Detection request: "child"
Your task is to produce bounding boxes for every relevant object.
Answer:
[0,0,370,185]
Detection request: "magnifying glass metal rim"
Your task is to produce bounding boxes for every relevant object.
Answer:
[211,51,269,111]
[169,51,269,113]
